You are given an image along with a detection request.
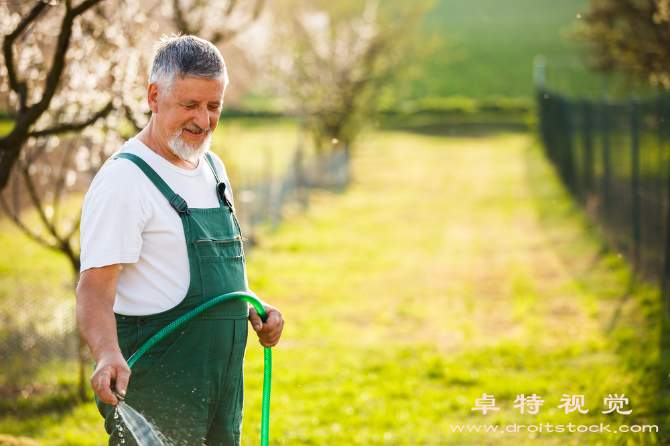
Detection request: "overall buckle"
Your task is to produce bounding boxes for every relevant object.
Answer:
[170,194,192,215]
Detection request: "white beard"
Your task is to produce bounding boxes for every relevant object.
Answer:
[167,127,212,163]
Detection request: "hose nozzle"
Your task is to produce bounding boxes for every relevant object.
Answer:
[112,390,125,403]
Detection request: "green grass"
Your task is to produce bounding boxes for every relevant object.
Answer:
[1,129,668,444]
[239,130,668,445]
[405,0,601,102]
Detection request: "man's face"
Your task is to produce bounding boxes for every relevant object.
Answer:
[153,76,225,162]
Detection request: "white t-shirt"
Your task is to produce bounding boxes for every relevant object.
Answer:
[80,138,236,316]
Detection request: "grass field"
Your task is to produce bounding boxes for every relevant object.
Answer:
[410,0,600,102]
[239,130,667,445]
[0,128,668,444]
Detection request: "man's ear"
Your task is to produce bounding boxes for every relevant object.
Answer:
[147,83,160,114]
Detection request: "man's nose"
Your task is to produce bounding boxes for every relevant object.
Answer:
[192,106,209,129]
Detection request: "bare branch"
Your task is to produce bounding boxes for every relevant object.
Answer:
[28,101,114,138]
[172,0,193,34]
[0,0,106,191]
[26,141,48,167]
[2,1,50,96]
[0,136,23,191]
[34,0,104,119]
[64,216,81,241]
[169,0,266,44]
[123,104,145,133]
[18,162,58,240]
[52,140,78,228]
[211,0,265,43]
[224,0,239,17]
[71,0,105,16]
[0,193,56,252]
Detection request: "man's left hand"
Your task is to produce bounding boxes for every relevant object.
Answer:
[249,302,284,347]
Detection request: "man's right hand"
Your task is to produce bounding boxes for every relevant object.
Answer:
[91,350,131,405]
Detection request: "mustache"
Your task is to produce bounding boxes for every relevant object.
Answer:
[180,124,211,135]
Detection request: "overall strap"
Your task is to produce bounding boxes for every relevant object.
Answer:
[204,152,235,213]
[204,152,221,183]
[110,153,192,215]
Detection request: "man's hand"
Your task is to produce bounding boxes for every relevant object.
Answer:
[249,302,284,347]
[91,350,131,405]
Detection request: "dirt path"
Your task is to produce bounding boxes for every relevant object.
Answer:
[254,131,609,351]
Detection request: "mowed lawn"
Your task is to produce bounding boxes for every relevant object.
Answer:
[1,130,667,445]
[242,131,667,445]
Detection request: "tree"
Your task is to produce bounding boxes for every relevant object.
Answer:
[240,0,433,154]
[168,0,266,44]
[0,0,152,399]
[579,0,670,88]
[0,0,142,191]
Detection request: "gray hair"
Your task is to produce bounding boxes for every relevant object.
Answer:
[148,34,229,93]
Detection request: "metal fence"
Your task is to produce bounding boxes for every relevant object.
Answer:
[0,282,80,385]
[235,148,351,239]
[0,147,350,385]
[538,90,670,299]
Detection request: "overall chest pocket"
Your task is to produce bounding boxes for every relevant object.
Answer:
[195,238,248,304]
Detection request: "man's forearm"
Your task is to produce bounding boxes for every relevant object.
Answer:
[76,264,123,362]
[76,268,132,404]
[76,288,122,362]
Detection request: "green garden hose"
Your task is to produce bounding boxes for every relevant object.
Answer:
[124,292,272,446]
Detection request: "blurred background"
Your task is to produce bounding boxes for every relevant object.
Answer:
[1,0,669,444]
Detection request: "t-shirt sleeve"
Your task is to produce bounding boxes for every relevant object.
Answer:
[79,188,145,273]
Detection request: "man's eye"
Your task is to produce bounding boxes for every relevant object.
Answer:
[184,104,197,109]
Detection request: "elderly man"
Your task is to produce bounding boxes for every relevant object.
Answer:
[76,35,284,445]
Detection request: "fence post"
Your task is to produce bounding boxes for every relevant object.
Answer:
[538,90,550,160]
[631,96,641,274]
[601,96,611,228]
[294,147,309,211]
[533,55,547,90]
[263,147,272,223]
[661,93,670,309]
[343,145,351,189]
[582,97,594,204]
[559,96,576,193]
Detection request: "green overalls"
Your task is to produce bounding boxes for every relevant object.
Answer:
[95,152,250,446]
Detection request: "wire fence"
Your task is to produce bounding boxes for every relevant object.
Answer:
[0,282,80,389]
[0,146,350,387]
[235,147,351,239]
[538,89,670,301]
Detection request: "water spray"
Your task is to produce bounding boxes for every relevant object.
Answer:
[118,292,272,446]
